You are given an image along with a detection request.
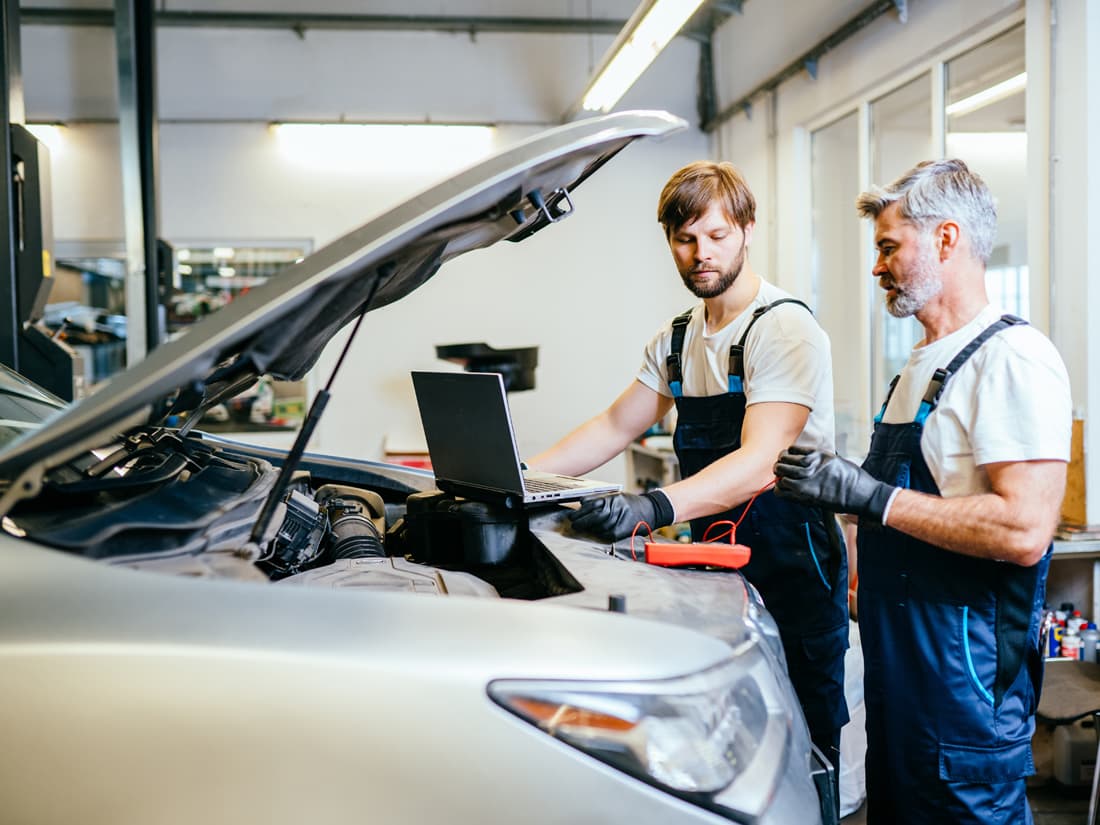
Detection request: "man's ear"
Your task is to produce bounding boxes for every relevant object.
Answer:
[742,221,756,247]
[937,220,961,261]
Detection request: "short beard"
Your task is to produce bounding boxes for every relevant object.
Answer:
[884,242,943,318]
[681,244,746,299]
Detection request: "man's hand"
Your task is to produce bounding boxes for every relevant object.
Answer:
[774,446,896,523]
[569,490,675,542]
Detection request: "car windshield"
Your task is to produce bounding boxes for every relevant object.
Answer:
[0,367,65,449]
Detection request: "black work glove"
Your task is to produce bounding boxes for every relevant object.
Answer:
[774,445,896,523]
[569,490,675,542]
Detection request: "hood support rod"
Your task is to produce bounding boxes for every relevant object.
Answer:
[248,291,375,546]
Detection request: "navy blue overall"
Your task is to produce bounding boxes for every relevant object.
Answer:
[667,301,850,772]
[858,315,1050,824]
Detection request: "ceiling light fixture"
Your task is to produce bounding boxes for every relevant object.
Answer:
[571,0,706,117]
[945,71,1027,118]
[270,122,496,173]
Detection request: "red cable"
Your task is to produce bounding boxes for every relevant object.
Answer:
[626,478,777,558]
[702,478,776,544]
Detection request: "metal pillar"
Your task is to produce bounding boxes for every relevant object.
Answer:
[0,0,23,370]
[115,0,161,365]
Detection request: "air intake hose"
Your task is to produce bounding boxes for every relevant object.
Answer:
[327,496,386,558]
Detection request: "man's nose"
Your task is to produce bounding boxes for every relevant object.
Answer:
[872,256,888,276]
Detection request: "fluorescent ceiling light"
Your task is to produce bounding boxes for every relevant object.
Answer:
[272,123,496,175]
[579,0,706,114]
[946,72,1026,118]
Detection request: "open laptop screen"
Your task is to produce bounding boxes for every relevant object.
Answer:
[411,371,526,494]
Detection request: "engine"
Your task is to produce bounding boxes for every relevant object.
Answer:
[259,484,387,580]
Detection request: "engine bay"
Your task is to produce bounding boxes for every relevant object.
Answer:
[6,430,583,602]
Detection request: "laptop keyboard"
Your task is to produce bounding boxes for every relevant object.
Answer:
[523,476,581,492]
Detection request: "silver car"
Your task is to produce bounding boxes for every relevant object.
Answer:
[0,111,831,825]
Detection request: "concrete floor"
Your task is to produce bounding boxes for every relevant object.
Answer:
[840,781,1090,824]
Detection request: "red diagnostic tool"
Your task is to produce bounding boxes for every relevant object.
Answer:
[644,540,751,569]
[631,479,775,570]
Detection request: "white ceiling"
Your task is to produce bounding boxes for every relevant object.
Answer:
[15,1,913,128]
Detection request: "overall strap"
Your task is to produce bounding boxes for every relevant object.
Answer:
[874,375,902,424]
[728,299,812,392]
[914,314,1027,425]
[665,309,694,398]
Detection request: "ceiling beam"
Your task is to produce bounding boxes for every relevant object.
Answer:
[19,8,629,36]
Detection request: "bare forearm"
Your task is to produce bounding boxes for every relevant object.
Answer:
[664,445,776,522]
[666,401,809,523]
[885,488,1058,566]
[528,413,635,476]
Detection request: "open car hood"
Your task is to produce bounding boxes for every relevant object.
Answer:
[0,111,686,490]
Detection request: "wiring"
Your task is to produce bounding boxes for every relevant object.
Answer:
[622,478,778,561]
[702,478,776,544]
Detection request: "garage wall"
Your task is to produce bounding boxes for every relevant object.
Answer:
[710,0,1024,299]
[20,21,711,478]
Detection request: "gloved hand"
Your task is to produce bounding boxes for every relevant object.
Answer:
[569,490,675,542]
[774,445,897,523]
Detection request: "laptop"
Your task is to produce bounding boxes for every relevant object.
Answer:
[410,371,622,506]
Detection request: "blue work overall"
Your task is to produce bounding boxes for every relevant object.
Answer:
[858,315,1050,824]
[667,300,850,774]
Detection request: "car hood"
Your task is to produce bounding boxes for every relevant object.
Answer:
[0,111,686,491]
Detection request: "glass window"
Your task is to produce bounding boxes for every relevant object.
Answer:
[811,111,864,458]
[945,24,1028,318]
[870,73,933,395]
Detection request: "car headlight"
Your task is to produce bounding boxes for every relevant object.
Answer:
[489,637,791,812]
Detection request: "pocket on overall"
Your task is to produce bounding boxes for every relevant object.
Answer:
[800,520,834,592]
[959,604,996,707]
[787,623,851,732]
[938,738,1034,782]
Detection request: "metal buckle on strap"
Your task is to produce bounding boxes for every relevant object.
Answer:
[728,344,745,382]
[914,368,948,425]
[666,352,683,384]
[922,367,948,405]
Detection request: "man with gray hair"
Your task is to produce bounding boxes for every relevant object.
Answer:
[773,159,1071,823]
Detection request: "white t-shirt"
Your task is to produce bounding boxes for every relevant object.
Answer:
[879,303,1072,498]
[636,279,836,453]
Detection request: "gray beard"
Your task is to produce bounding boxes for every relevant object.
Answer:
[885,250,943,318]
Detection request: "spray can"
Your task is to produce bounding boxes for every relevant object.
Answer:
[1081,623,1100,664]
[1061,626,1084,661]
[1050,621,1066,658]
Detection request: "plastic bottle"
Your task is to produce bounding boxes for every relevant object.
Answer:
[1068,610,1087,633]
[1081,622,1100,664]
[1061,625,1084,660]
[1054,719,1097,786]
[1040,610,1054,658]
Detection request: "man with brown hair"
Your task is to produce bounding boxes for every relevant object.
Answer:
[530,160,849,783]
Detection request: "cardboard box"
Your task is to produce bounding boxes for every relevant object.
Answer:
[1062,419,1086,526]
